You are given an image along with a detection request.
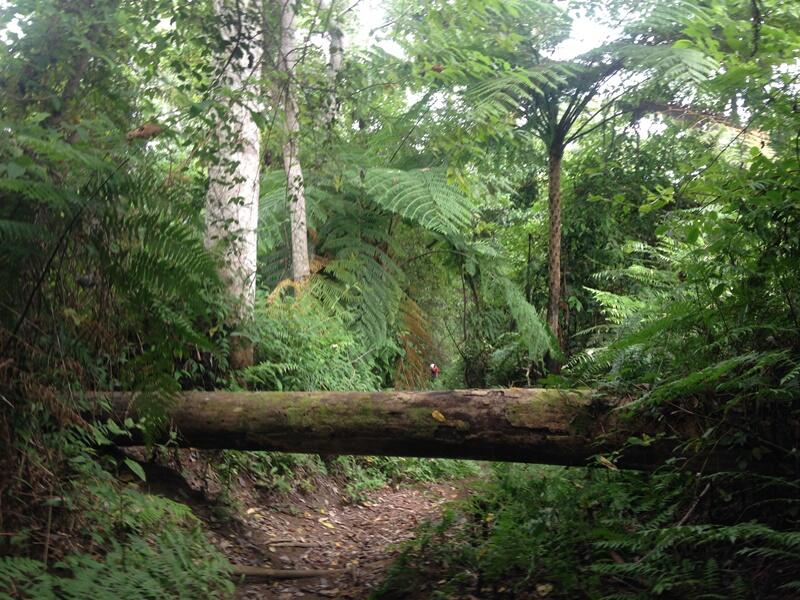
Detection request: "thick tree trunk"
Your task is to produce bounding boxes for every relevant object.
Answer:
[205,0,264,368]
[278,0,310,282]
[546,147,563,371]
[96,389,746,472]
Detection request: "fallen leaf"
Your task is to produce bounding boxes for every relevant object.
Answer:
[536,583,554,596]
[431,410,446,423]
[597,455,619,470]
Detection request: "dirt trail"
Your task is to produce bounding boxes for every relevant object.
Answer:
[133,449,465,598]
[206,481,462,599]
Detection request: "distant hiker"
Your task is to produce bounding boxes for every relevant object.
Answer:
[430,363,440,379]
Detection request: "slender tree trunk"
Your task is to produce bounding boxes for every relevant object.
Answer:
[524,232,533,303]
[278,0,310,282]
[546,146,563,371]
[205,0,263,369]
[320,0,344,128]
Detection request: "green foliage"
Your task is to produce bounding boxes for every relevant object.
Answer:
[334,456,480,504]
[376,465,800,599]
[0,528,233,599]
[447,264,556,388]
[374,465,658,598]
[259,161,476,361]
[362,168,473,237]
[216,451,327,496]
[243,292,380,392]
[570,152,800,452]
[4,1,800,599]
[375,2,800,597]
[593,518,800,599]
[0,1,233,587]
[486,277,556,384]
[0,425,233,599]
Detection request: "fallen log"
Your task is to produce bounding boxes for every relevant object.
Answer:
[92,388,731,471]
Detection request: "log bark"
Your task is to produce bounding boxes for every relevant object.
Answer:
[94,389,730,471]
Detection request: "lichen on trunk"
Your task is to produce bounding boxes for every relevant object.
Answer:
[205,0,264,367]
[278,0,311,282]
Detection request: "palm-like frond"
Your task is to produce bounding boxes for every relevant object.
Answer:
[360,167,472,236]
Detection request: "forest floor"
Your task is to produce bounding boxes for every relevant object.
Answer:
[137,450,468,599]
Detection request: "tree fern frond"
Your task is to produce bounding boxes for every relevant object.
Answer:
[499,276,554,361]
[361,167,472,236]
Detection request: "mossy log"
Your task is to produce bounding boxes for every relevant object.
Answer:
[93,389,745,470]
[95,388,719,470]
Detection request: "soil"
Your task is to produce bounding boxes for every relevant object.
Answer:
[135,449,466,599]
[224,482,461,599]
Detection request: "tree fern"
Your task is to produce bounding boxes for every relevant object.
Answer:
[258,159,475,362]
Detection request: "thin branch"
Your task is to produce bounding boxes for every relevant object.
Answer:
[565,107,630,145]
[563,61,625,132]
[231,565,344,580]
[677,483,711,526]
[678,72,800,199]
[368,6,413,35]
[557,82,588,134]
[566,73,654,143]
[388,98,432,164]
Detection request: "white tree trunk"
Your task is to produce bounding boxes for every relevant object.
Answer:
[205,0,264,368]
[278,0,310,282]
[321,0,344,127]
[206,0,263,318]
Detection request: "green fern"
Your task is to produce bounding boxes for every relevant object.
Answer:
[0,529,233,599]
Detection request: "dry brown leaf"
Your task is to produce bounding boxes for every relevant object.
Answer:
[536,583,554,596]
[126,122,162,140]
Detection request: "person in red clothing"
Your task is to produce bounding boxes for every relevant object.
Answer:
[430,362,440,379]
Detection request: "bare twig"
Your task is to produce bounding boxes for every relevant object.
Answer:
[231,565,344,580]
[268,541,318,548]
[677,483,711,527]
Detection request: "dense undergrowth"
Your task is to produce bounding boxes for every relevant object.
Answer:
[2,0,799,598]
[217,450,479,504]
[377,465,800,599]
[374,153,800,599]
